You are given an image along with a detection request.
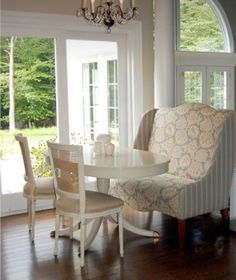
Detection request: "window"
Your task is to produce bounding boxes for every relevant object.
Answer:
[107,60,119,143]
[177,65,233,109]
[209,70,227,109]
[81,59,119,143]
[179,0,225,52]
[67,39,119,145]
[176,0,235,110]
[82,62,98,141]
[0,36,56,195]
[183,70,203,103]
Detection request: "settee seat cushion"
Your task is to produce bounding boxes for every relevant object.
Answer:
[110,174,195,218]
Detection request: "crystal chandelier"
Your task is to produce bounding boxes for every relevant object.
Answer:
[76,0,138,33]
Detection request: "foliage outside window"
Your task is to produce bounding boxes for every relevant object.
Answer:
[0,37,56,130]
[179,0,225,52]
[31,141,52,177]
[183,71,202,103]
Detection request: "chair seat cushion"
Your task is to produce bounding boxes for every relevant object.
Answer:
[56,190,124,214]
[23,177,55,196]
[110,174,195,217]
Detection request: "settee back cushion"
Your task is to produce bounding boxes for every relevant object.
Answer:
[148,103,225,180]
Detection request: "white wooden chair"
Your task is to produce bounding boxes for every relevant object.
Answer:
[15,134,55,242]
[47,141,124,267]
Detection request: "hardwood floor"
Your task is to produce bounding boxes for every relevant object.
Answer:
[1,207,236,280]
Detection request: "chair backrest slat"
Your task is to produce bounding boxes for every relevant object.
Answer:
[47,142,85,211]
[15,134,35,186]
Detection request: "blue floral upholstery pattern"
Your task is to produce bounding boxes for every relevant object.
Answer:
[111,103,234,219]
[148,103,225,180]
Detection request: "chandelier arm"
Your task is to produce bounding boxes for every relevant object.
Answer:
[76,7,104,24]
[111,5,137,23]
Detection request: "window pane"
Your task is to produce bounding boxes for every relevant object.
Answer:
[107,60,118,143]
[108,60,114,83]
[108,108,119,143]
[0,36,56,194]
[179,0,225,52]
[108,85,118,107]
[82,62,98,141]
[210,71,227,109]
[108,60,117,84]
[184,71,202,103]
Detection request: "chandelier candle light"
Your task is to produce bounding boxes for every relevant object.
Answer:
[76,0,138,33]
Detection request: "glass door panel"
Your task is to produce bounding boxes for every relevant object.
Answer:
[0,36,56,215]
[66,40,118,145]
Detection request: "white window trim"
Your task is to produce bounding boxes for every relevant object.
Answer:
[208,0,234,52]
[176,51,236,66]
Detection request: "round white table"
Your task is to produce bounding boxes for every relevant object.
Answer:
[83,146,169,179]
[50,146,169,249]
[82,146,169,249]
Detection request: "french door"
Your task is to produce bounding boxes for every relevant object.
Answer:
[1,35,128,217]
[1,11,143,217]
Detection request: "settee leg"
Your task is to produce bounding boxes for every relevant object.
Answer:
[178,219,186,249]
[220,208,229,228]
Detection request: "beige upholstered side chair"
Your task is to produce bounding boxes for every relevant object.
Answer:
[15,134,55,242]
[111,103,234,248]
[47,141,124,267]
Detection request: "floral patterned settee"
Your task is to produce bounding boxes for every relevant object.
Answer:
[111,103,234,247]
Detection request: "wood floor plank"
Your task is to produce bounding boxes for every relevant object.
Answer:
[1,207,236,280]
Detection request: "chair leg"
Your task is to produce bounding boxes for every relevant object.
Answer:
[54,214,61,256]
[27,199,32,232]
[69,218,74,239]
[31,200,36,243]
[118,210,124,257]
[178,219,186,249]
[220,208,230,227]
[80,220,86,268]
